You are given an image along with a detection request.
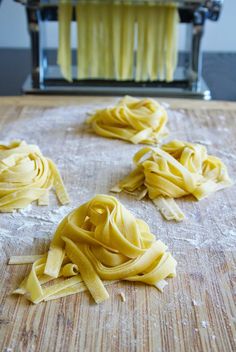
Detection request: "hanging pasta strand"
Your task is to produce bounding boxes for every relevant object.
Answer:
[60,1,179,82]
[102,4,114,79]
[112,4,122,80]
[86,2,94,78]
[147,5,158,81]
[58,0,72,81]
[97,5,103,78]
[136,5,146,81]
[157,6,166,81]
[121,5,135,80]
[172,7,179,74]
[166,5,178,82]
[86,4,100,78]
[150,5,159,81]
[141,6,149,81]
[76,3,88,79]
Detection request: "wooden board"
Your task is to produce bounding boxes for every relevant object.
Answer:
[0,96,235,352]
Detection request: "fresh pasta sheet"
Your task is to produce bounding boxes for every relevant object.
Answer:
[10,195,177,304]
[87,96,168,145]
[58,1,179,82]
[0,140,69,211]
[112,140,233,221]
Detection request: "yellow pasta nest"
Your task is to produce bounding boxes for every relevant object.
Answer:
[11,195,177,304]
[87,96,168,145]
[0,140,69,211]
[113,140,232,221]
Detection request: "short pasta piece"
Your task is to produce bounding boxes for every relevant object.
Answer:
[0,140,69,211]
[10,195,177,304]
[112,140,233,221]
[87,96,168,145]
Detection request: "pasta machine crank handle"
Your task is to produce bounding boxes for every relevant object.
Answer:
[205,0,224,21]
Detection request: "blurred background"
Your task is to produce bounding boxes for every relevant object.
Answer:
[0,0,235,100]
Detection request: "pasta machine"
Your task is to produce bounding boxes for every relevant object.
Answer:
[15,0,223,99]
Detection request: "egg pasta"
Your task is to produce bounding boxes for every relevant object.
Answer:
[87,96,168,145]
[0,140,69,211]
[112,140,233,221]
[58,1,179,82]
[10,195,177,304]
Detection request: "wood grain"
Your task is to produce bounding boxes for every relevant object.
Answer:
[0,96,235,352]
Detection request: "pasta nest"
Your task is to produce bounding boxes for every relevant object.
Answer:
[87,96,168,145]
[19,195,176,304]
[0,140,69,211]
[117,140,232,200]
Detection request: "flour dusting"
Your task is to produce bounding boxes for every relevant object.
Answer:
[201,321,208,329]
[0,103,235,271]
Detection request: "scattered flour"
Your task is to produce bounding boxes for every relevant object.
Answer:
[161,102,170,109]
[0,102,235,263]
[0,102,234,352]
[215,149,236,161]
[193,140,212,146]
[201,321,208,329]
[218,115,225,121]
[192,299,201,307]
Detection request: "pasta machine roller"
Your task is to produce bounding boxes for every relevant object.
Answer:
[15,0,223,99]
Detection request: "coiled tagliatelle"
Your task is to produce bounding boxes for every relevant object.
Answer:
[0,140,69,211]
[87,96,168,145]
[112,140,233,221]
[10,195,177,304]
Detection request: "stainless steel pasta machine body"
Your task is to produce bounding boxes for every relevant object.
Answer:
[15,0,223,99]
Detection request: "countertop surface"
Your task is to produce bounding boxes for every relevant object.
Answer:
[0,96,235,352]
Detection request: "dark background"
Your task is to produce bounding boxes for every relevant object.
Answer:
[0,49,235,101]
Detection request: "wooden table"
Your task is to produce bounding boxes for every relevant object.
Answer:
[0,96,235,352]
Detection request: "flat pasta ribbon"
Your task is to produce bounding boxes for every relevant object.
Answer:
[58,0,73,81]
[0,140,70,211]
[87,96,168,145]
[10,195,177,304]
[58,2,179,82]
[112,140,233,221]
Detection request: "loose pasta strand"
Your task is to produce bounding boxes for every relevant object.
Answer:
[153,197,185,222]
